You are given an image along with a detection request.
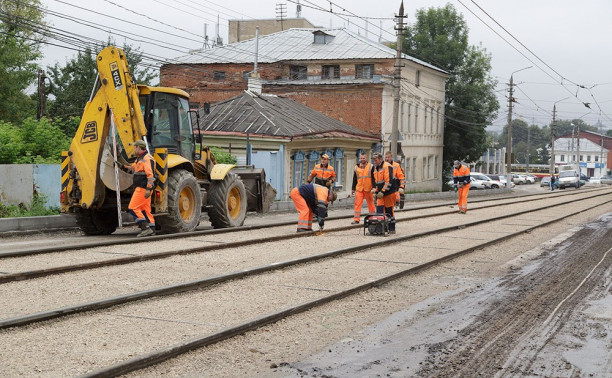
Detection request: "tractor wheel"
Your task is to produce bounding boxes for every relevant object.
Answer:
[157,169,202,233]
[76,209,118,235]
[208,173,247,228]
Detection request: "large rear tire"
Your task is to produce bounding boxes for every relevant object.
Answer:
[157,169,202,233]
[76,209,118,235]
[208,173,247,228]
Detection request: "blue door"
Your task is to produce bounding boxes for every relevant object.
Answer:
[250,150,283,200]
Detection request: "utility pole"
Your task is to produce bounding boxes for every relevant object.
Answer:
[526,126,530,172]
[576,122,581,174]
[505,74,515,188]
[391,1,406,158]
[600,120,605,176]
[550,105,557,174]
[37,69,47,119]
[276,3,286,31]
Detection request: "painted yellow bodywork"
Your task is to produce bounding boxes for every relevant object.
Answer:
[210,164,235,180]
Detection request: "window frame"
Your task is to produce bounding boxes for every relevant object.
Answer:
[322,65,340,79]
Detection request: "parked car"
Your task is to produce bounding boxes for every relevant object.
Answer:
[511,173,526,184]
[600,175,612,185]
[469,175,488,190]
[588,176,602,185]
[486,174,515,188]
[524,175,537,184]
[470,173,503,189]
[540,176,559,189]
[558,170,581,189]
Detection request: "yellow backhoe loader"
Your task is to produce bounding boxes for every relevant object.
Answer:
[60,46,274,235]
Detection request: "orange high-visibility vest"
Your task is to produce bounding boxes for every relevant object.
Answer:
[372,161,392,194]
[130,152,155,189]
[453,164,471,186]
[353,163,373,192]
[308,163,336,184]
[391,161,405,189]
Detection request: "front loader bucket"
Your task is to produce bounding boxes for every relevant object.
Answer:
[232,166,276,213]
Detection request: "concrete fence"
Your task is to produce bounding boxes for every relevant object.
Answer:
[0,164,61,209]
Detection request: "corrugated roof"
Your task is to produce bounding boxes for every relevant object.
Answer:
[174,28,446,74]
[198,91,379,140]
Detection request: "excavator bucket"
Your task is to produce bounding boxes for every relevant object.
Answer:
[231,166,276,213]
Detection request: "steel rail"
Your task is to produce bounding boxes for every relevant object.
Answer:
[78,197,611,378]
[0,189,608,285]
[0,190,607,285]
[0,188,599,258]
[2,192,610,330]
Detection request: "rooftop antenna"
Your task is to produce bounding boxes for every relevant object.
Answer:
[203,23,209,48]
[215,15,223,46]
[296,0,301,18]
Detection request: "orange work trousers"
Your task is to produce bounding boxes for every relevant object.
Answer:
[290,187,313,231]
[457,184,470,213]
[353,191,375,222]
[129,187,155,225]
[376,193,396,214]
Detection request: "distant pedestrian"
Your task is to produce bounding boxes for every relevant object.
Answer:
[550,174,555,191]
[371,152,396,233]
[351,153,375,224]
[452,160,470,214]
[290,183,336,232]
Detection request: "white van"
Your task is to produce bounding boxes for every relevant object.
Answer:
[558,170,580,189]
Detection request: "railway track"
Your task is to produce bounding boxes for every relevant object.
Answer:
[0,188,610,377]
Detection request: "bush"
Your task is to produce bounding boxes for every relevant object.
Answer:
[0,194,59,218]
[0,117,70,164]
[209,146,237,165]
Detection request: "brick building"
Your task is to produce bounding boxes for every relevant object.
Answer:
[162,28,449,192]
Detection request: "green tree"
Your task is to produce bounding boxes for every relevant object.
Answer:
[46,43,157,132]
[0,118,69,164]
[0,0,46,123]
[402,4,499,170]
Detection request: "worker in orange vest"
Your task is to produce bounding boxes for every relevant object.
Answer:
[371,152,396,233]
[307,154,336,188]
[384,151,405,209]
[290,183,337,232]
[118,140,156,237]
[452,160,471,214]
[351,153,375,224]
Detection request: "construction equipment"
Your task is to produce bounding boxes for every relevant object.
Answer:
[363,213,390,236]
[60,46,273,235]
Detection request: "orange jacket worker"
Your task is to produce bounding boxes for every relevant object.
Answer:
[307,154,336,187]
[351,153,375,224]
[120,140,156,237]
[452,160,470,214]
[385,151,405,208]
[371,152,396,233]
[290,183,336,232]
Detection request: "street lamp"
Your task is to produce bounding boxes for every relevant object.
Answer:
[550,97,569,174]
[506,66,532,188]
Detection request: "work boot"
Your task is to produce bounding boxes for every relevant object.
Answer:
[137,222,155,237]
[351,220,360,225]
[399,194,405,209]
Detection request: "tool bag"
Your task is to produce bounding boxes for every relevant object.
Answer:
[363,213,389,236]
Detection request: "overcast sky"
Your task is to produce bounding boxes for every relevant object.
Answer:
[38,0,612,132]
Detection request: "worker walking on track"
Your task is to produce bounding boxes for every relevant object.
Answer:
[351,153,375,224]
[384,151,406,209]
[453,160,471,214]
[307,154,336,188]
[371,152,397,234]
[290,183,337,232]
[118,140,156,237]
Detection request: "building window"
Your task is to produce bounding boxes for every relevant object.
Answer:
[415,70,421,87]
[307,150,320,181]
[424,106,428,134]
[322,65,340,79]
[213,71,226,80]
[595,155,599,162]
[579,155,583,162]
[407,103,412,133]
[415,105,419,133]
[430,107,434,134]
[242,71,251,81]
[293,151,305,188]
[355,64,374,79]
[422,157,426,181]
[561,155,565,162]
[587,155,591,162]
[436,108,441,134]
[333,149,344,189]
[412,157,417,182]
[290,65,307,80]
[434,155,439,178]
[405,158,411,183]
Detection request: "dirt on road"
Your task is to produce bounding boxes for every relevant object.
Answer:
[284,214,612,377]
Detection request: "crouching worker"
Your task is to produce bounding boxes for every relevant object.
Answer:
[290,183,337,232]
[118,140,156,237]
[371,152,397,234]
